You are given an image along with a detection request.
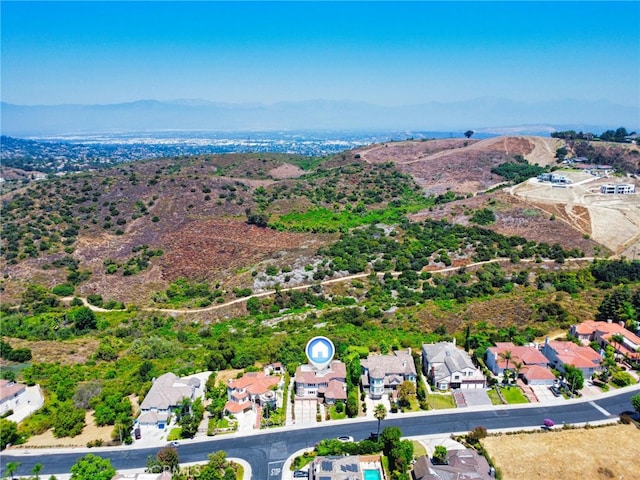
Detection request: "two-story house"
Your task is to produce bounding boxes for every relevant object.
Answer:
[294,360,347,404]
[224,371,282,415]
[421,341,486,390]
[138,372,201,429]
[361,349,417,399]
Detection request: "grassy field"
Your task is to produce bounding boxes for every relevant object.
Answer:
[481,423,640,480]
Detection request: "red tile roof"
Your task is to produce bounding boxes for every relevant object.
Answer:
[489,342,548,368]
[547,341,602,369]
[522,365,557,381]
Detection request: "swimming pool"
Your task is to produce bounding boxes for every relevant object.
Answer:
[364,469,381,480]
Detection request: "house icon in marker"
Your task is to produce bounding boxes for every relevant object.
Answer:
[306,336,335,371]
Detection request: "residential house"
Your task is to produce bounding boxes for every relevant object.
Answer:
[541,338,602,378]
[571,319,640,361]
[294,360,347,404]
[138,373,201,429]
[361,349,417,399]
[421,341,486,391]
[485,342,549,376]
[224,371,282,415]
[412,450,492,480]
[600,184,636,194]
[521,365,558,386]
[309,456,362,480]
[0,379,27,415]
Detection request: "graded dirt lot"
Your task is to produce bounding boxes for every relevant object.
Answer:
[481,423,640,480]
[512,173,640,256]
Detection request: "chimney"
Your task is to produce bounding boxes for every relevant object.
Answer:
[619,321,625,327]
[607,319,612,324]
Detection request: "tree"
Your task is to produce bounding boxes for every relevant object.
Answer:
[433,445,448,464]
[0,418,19,450]
[4,462,20,480]
[611,333,625,355]
[70,454,115,480]
[464,130,474,139]
[499,350,513,374]
[70,306,97,331]
[631,393,640,414]
[156,446,180,471]
[380,426,402,456]
[374,404,387,436]
[564,364,584,394]
[512,361,523,383]
[397,381,416,407]
[32,462,43,480]
[346,389,359,418]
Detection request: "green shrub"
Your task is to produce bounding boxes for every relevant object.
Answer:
[52,283,75,296]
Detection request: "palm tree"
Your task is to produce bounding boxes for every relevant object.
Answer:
[374,403,387,436]
[32,462,43,480]
[512,361,523,384]
[611,333,625,356]
[498,350,513,382]
[5,462,20,480]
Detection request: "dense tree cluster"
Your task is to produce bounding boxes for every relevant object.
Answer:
[490,155,547,184]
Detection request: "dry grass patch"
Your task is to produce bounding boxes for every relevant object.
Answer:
[18,411,113,448]
[481,423,640,480]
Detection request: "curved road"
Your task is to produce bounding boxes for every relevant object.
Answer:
[2,386,638,479]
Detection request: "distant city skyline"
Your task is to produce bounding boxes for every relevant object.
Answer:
[2,2,638,107]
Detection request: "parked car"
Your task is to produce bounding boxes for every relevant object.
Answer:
[134,428,141,440]
[293,471,309,478]
[549,385,561,397]
[337,435,354,443]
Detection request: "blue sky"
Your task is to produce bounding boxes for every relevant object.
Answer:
[1,1,639,108]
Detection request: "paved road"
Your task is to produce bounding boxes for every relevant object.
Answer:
[2,385,638,479]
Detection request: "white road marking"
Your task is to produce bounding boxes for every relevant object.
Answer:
[589,401,611,416]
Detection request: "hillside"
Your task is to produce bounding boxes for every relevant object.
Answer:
[3,134,640,449]
[1,135,638,309]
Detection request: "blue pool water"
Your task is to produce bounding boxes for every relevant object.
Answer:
[364,470,381,480]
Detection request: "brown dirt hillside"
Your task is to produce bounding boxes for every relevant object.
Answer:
[357,136,562,195]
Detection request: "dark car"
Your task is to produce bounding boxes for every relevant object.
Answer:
[293,471,308,478]
[134,427,141,440]
[549,385,561,397]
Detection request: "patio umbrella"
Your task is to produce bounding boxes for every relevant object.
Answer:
[543,418,555,427]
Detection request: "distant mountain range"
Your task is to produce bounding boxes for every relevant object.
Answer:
[1,97,637,136]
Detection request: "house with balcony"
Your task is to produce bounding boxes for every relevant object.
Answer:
[421,341,486,390]
[294,360,347,404]
[361,349,417,399]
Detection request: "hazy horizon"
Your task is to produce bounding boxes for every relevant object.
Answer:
[1,1,638,132]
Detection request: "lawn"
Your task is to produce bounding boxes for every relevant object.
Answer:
[412,440,427,459]
[427,394,456,409]
[488,386,529,404]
